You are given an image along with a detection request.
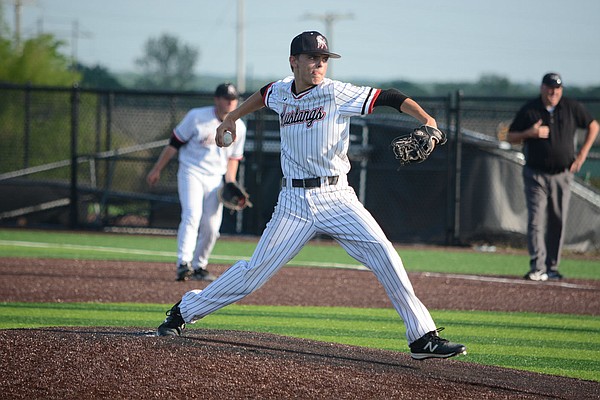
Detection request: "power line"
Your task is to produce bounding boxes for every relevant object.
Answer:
[302,12,353,78]
[70,19,92,67]
[33,15,93,67]
[236,0,245,93]
[10,0,36,47]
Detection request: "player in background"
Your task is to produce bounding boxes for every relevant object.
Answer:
[507,73,599,281]
[156,31,466,360]
[147,83,247,282]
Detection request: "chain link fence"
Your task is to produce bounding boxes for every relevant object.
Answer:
[1,83,599,252]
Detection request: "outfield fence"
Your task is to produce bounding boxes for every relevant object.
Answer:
[1,83,599,252]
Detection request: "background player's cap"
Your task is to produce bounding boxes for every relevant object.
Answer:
[290,31,341,59]
[542,73,562,88]
[215,83,239,100]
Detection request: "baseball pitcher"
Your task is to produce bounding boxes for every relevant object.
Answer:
[156,32,465,360]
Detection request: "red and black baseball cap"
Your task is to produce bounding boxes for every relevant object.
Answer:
[542,73,562,88]
[290,31,341,58]
[214,83,239,100]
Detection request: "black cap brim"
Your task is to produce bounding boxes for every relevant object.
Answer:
[319,51,341,59]
[300,51,341,59]
[543,82,562,88]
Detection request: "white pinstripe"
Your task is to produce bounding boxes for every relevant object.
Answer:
[180,177,437,343]
[178,77,438,344]
[264,77,378,179]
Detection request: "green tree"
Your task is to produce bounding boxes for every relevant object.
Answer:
[134,33,199,90]
[0,25,81,174]
[76,63,124,90]
[470,74,524,96]
[382,80,431,97]
[0,33,80,85]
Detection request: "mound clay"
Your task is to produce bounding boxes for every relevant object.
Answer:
[1,256,599,399]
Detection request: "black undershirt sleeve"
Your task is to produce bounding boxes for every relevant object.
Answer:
[169,133,185,149]
[374,88,409,111]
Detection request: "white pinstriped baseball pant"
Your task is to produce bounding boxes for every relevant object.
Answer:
[179,175,437,343]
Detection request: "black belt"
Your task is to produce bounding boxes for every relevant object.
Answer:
[282,176,339,188]
[528,165,568,175]
[545,168,568,175]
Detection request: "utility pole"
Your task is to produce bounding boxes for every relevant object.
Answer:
[70,19,92,68]
[13,0,37,48]
[14,0,23,47]
[236,0,246,93]
[302,12,353,78]
[11,0,37,48]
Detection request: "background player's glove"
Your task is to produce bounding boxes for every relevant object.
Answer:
[391,125,447,166]
[218,181,253,211]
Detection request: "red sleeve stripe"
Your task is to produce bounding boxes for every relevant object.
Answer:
[261,82,275,106]
[367,89,381,114]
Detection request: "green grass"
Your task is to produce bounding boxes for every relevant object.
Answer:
[1,302,599,382]
[1,228,599,279]
[1,228,599,382]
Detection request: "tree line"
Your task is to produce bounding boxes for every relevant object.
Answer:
[1,22,599,98]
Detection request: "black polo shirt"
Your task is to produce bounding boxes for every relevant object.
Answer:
[509,96,594,173]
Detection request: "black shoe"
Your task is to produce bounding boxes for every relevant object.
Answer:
[409,328,467,360]
[191,268,217,282]
[176,262,193,281]
[157,301,185,336]
[547,271,563,280]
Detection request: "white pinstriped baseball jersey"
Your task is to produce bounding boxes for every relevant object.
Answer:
[174,106,246,176]
[177,77,439,344]
[263,76,380,178]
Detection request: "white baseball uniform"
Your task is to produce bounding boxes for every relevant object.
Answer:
[173,106,246,270]
[179,77,436,344]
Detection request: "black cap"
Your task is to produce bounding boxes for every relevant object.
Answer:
[214,83,239,100]
[542,73,562,88]
[290,31,341,58]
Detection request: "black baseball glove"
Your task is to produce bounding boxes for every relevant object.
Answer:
[391,125,447,166]
[218,181,253,211]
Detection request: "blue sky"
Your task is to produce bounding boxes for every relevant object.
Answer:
[4,0,600,87]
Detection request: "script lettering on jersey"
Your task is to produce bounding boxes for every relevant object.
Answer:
[280,104,326,129]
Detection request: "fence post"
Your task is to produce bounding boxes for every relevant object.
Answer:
[101,91,114,222]
[69,84,80,228]
[23,83,32,169]
[445,93,454,245]
[452,90,464,244]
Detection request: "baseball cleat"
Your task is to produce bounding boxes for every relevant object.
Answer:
[523,271,548,281]
[176,262,194,281]
[547,271,563,280]
[157,301,185,336]
[409,327,467,360]
[191,268,217,282]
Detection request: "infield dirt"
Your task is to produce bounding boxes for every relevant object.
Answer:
[1,257,599,399]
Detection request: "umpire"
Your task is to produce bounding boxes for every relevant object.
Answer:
[507,72,599,281]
